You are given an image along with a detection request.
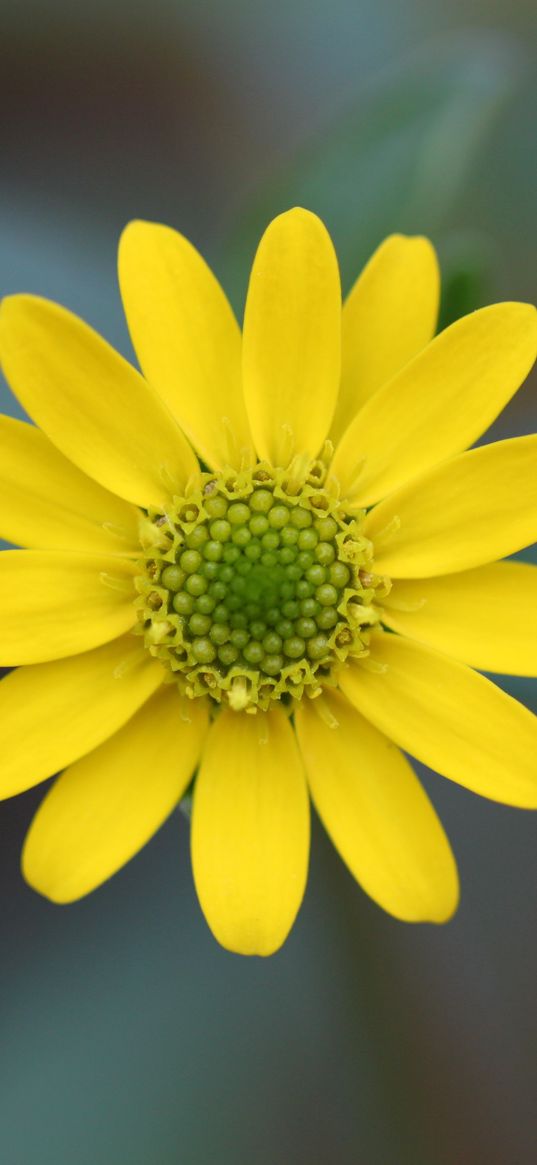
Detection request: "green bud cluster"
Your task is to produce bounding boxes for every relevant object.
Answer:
[136,467,387,711]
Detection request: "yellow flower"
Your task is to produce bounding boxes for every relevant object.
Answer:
[0,208,536,957]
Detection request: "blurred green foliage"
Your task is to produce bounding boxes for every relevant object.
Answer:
[221,36,518,321]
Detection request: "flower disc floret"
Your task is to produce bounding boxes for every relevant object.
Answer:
[136,463,389,710]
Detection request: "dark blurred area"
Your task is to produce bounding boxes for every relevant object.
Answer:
[1,2,536,1163]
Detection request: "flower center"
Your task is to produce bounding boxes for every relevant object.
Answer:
[135,463,388,710]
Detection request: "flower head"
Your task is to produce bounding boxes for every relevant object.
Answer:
[0,208,536,955]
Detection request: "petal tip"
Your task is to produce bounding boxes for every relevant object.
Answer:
[267,205,332,240]
[431,872,461,924]
[21,847,67,905]
[118,218,173,257]
[0,292,34,324]
[397,874,460,926]
[207,922,291,958]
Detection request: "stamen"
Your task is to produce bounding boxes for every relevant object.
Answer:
[146,620,173,644]
[279,423,296,467]
[214,415,237,469]
[383,595,427,613]
[339,457,366,502]
[239,443,255,472]
[185,470,203,497]
[113,647,147,678]
[138,515,172,551]
[159,463,184,495]
[99,571,136,594]
[312,694,340,730]
[357,656,389,675]
[229,677,251,711]
[371,515,401,549]
[101,520,134,543]
[284,451,311,494]
[257,718,270,745]
[320,439,334,466]
[178,696,193,724]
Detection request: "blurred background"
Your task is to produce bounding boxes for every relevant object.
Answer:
[1,1,536,1162]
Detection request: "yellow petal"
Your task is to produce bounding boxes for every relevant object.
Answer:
[0,296,198,508]
[332,302,537,505]
[330,234,439,444]
[295,689,458,922]
[22,685,209,903]
[119,220,254,471]
[0,635,164,799]
[0,416,140,555]
[383,562,537,676]
[0,550,138,665]
[191,707,310,956]
[242,208,341,466]
[365,435,537,578]
[340,631,537,807]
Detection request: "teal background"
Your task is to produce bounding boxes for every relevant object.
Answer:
[0,2,536,1162]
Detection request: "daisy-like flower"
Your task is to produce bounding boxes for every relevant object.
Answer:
[1,209,536,957]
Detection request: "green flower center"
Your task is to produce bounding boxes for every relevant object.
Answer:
[136,463,388,710]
